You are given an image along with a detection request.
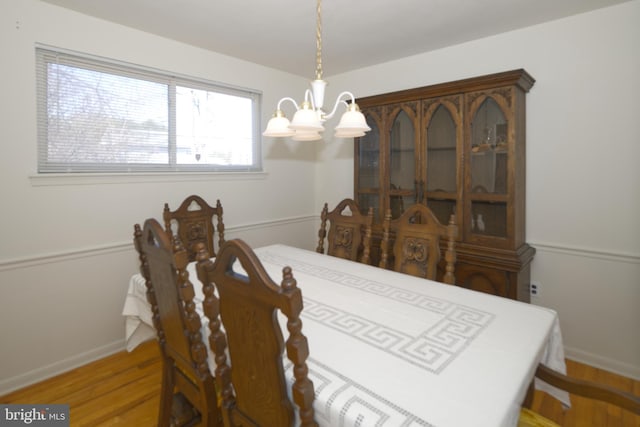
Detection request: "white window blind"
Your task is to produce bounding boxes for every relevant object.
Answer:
[36,46,262,173]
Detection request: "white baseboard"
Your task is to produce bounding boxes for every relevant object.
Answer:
[564,345,640,381]
[0,339,126,396]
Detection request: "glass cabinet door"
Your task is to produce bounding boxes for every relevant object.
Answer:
[356,114,381,221]
[469,96,508,238]
[389,109,416,219]
[425,103,458,226]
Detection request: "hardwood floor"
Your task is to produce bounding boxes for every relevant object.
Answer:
[1,341,162,427]
[2,340,639,426]
[530,359,640,427]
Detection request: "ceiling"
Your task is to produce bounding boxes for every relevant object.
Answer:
[41,0,629,78]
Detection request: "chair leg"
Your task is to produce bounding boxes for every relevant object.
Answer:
[198,392,218,427]
[158,360,175,427]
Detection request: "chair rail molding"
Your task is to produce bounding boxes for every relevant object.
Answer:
[0,214,317,272]
[530,241,640,264]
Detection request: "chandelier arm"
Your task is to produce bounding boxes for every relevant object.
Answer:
[323,91,357,120]
[304,89,318,111]
[276,97,301,112]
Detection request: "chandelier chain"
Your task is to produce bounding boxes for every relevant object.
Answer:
[315,0,322,80]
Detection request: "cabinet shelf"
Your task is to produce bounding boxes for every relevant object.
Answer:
[469,193,507,202]
[428,147,456,152]
[426,191,456,200]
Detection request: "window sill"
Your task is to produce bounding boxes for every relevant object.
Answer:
[29,171,268,187]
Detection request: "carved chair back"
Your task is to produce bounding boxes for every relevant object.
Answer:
[133,219,220,427]
[196,239,318,427]
[379,203,458,284]
[316,198,373,264]
[163,195,225,262]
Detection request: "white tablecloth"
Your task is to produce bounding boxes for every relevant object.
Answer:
[123,244,570,427]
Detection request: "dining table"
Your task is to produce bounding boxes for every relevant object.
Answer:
[123,243,570,427]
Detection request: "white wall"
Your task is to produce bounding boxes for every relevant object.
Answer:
[321,1,640,378]
[0,0,321,393]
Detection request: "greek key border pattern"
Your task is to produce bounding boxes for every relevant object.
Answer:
[260,250,494,374]
[286,358,435,427]
[303,297,489,373]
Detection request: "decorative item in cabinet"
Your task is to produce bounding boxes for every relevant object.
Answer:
[354,69,535,301]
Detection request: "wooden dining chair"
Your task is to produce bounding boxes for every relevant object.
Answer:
[163,195,225,262]
[518,363,640,426]
[316,198,374,264]
[134,219,221,427]
[196,239,318,427]
[379,203,458,284]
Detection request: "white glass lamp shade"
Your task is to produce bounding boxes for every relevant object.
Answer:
[335,129,367,138]
[289,101,324,132]
[263,110,295,137]
[334,103,371,138]
[292,130,323,141]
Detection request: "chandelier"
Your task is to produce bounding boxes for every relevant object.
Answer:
[262,0,371,141]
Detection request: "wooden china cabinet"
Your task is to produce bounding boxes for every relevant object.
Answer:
[354,69,535,302]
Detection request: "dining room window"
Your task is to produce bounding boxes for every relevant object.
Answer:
[36,46,262,173]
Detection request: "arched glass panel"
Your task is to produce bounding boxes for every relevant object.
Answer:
[426,105,456,192]
[470,98,507,194]
[425,104,457,225]
[389,110,415,218]
[357,115,380,220]
[470,97,508,237]
[358,115,379,189]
